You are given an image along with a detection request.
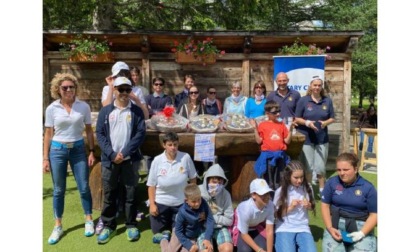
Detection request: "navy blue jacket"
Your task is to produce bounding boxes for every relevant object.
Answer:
[95,102,146,167]
[175,198,215,250]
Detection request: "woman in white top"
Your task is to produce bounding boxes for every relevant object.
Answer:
[146,132,197,241]
[43,73,95,244]
[176,86,205,119]
[223,81,248,115]
[273,160,316,252]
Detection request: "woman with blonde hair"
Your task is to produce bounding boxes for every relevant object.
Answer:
[43,73,95,244]
[223,81,248,115]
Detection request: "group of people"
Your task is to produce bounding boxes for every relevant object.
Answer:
[43,60,377,251]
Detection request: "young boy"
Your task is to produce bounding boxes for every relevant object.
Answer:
[198,164,234,252]
[95,76,146,244]
[250,100,292,190]
[160,184,215,252]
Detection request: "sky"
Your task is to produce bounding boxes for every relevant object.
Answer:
[1,0,418,250]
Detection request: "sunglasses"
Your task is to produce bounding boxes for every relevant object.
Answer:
[208,91,216,95]
[117,87,132,94]
[153,83,164,86]
[268,110,280,115]
[60,86,75,91]
[189,91,199,95]
[255,86,264,89]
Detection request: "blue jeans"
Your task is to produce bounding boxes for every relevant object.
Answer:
[275,231,316,252]
[359,132,374,153]
[322,217,377,252]
[49,141,92,219]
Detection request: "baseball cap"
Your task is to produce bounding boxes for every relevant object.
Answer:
[111,61,129,77]
[113,77,132,87]
[250,178,273,195]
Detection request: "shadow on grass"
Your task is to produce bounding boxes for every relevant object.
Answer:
[310,224,325,242]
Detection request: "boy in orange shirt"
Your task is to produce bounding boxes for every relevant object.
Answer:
[250,100,292,190]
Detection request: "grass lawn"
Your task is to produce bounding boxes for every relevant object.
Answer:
[43,171,377,252]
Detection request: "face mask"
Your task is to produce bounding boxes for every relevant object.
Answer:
[207,183,224,197]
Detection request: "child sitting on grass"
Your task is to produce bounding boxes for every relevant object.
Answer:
[160,184,215,252]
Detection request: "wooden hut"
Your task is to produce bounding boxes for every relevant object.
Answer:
[43,30,363,161]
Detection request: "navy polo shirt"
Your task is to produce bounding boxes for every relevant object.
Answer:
[145,93,173,116]
[266,88,301,118]
[295,95,335,145]
[321,175,377,215]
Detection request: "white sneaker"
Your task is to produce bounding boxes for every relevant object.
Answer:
[85,221,95,237]
[48,226,63,245]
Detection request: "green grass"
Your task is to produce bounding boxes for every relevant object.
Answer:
[43,171,377,252]
[351,97,375,110]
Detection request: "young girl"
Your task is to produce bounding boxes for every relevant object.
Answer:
[273,161,316,252]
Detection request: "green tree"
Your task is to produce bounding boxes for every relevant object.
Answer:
[317,0,377,108]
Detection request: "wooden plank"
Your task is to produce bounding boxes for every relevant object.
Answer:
[342,59,352,154]
[242,60,250,96]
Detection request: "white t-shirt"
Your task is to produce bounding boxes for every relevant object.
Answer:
[273,185,312,233]
[236,197,275,234]
[44,98,91,142]
[101,85,146,104]
[147,151,197,206]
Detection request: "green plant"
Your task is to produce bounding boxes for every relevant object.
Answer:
[59,35,112,61]
[171,37,225,64]
[279,38,330,57]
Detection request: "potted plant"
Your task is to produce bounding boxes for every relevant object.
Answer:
[279,38,331,58]
[171,37,225,66]
[60,35,114,62]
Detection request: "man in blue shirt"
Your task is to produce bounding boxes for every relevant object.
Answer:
[267,72,301,118]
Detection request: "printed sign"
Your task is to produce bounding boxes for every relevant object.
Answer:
[273,55,326,96]
[194,133,216,162]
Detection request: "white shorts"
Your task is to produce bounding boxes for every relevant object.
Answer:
[300,143,329,175]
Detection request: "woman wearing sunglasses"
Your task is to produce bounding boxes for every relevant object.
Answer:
[43,73,95,244]
[177,86,205,119]
[245,80,267,119]
[144,77,173,117]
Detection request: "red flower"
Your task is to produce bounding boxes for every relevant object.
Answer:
[162,106,175,118]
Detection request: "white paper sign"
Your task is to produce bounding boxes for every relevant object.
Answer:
[194,133,216,162]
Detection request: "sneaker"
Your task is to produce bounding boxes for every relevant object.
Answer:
[152,233,163,244]
[97,227,115,244]
[126,227,140,241]
[162,230,171,241]
[95,218,104,235]
[85,220,95,237]
[48,226,63,245]
[136,211,145,222]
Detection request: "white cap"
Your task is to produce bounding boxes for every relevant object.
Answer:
[113,77,132,87]
[250,178,273,195]
[111,61,129,77]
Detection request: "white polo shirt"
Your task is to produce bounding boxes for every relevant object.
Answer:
[273,185,312,233]
[236,197,275,234]
[147,151,197,206]
[109,101,132,156]
[44,98,91,142]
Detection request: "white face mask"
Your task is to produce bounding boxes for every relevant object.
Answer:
[207,182,224,197]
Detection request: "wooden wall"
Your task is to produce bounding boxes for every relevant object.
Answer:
[43,52,351,159]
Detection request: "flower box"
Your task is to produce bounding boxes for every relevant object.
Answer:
[175,52,216,65]
[69,52,114,62]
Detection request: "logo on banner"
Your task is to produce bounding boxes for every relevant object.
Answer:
[273,56,326,96]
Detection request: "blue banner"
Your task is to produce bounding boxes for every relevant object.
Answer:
[273,55,326,96]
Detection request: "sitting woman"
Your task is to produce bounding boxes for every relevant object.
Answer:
[223,81,248,115]
[177,86,205,119]
[321,152,377,252]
